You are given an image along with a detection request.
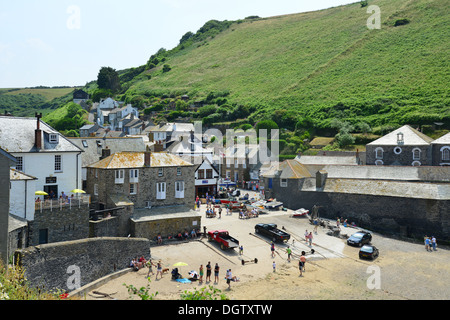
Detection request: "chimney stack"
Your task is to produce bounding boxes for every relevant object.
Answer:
[144,147,151,167]
[35,113,42,150]
[100,146,111,160]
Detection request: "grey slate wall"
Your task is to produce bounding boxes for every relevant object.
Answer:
[16,237,151,291]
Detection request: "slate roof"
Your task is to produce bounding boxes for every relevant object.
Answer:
[367,125,434,146]
[431,132,450,144]
[0,116,83,153]
[68,137,147,167]
[87,151,194,169]
[279,160,312,179]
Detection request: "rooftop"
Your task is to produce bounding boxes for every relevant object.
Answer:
[431,132,450,144]
[87,151,194,169]
[0,116,83,153]
[367,125,434,146]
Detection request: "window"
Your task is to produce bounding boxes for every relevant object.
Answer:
[130,183,137,195]
[226,158,231,168]
[82,140,88,148]
[177,167,182,176]
[206,169,213,179]
[375,160,384,166]
[226,170,231,179]
[145,201,152,209]
[412,161,421,166]
[198,169,205,179]
[280,179,288,187]
[394,147,402,155]
[156,182,166,199]
[242,160,247,169]
[175,181,185,198]
[115,169,124,184]
[442,147,450,161]
[49,133,58,144]
[375,147,383,159]
[158,168,164,177]
[235,159,238,168]
[54,155,62,172]
[412,148,421,160]
[16,156,23,171]
[130,169,139,183]
[94,184,98,196]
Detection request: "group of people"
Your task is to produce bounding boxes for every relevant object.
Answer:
[424,235,437,252]
[304,230,314,247]
[238,207,259,219]
[35,191,75,205]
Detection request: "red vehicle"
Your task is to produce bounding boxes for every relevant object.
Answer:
[207,230,239,250]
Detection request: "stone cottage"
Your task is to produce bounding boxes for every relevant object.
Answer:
[85,150,200,240]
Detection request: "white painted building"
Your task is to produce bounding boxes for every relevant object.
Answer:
[0,115,83,206]
[194,158,219,198]
[10,169,37,221]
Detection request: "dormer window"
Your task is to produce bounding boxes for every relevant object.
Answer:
[397,132,404,145]
[49,133,59,144]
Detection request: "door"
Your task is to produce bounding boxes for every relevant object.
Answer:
[39,229,48,244]
[156,182,166,200]
[44,185,58,199]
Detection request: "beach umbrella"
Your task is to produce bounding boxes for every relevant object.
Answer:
[35,191,48,195]
[70,189,86,193]
[173,262,188,267]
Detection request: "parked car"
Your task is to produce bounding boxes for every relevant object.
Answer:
[347,231,372,247]
[359,245,379,260]
[255,223,290,243]
[207,230,239,250]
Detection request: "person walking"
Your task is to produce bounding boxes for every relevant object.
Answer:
[432,236,437,251]
[272,261,276,272]
[286,246,292,262]
[146,259,155,278]
[155,260,163,279]
[308,232,313,247]
[299,252,306,276]
[214,263,220,283]
[425,236,431,252]
[304,230,309,242]
[199,264,204,283]
[226,269,232,289]
[239,245,244,256]
[270,242,275,258]
[206,261,212,282]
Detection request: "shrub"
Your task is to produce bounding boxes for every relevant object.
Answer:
[394,19,410,26]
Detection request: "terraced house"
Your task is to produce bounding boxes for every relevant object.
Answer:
[86,150,196,210]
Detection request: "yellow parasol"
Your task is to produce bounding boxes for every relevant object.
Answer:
[70,189,86,193]
[35,191,48,195]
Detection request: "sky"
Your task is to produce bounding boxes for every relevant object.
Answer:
[0,0,357,88]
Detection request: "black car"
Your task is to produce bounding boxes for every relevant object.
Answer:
[359,245,379,260]
[255,223,290,243]
[347,231,372,247]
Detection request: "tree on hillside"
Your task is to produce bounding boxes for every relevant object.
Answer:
[97,67,121,93]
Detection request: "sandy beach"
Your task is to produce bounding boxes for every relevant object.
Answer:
[84,194,450,301]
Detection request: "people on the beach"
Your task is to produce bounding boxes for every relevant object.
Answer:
[214,263,220,283]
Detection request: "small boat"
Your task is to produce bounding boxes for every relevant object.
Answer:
[292,208,309,217]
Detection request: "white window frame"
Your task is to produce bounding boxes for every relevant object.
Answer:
[16,156,23,172]
[280,179,288,187]
[177,167,182,176]
[234,159,238,168]
[129,169,139,183]
[375,147,383,159]
[145,201,152,209]
[156,182,166,200]
[94,184,98,196]
[441,147,450,161]
[411,161,421,166]
[54,155,62,172]
[375,159,384,166]
[49,133,59,144]
[115,169,124,184]
[158,168,164,177]
[130,183,137,195]
[175,181,185,198]
[412,148,421,160]
[226,170,231,179]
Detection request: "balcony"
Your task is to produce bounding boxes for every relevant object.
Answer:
[35,194,91,212]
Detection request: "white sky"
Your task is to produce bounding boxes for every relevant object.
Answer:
[0,0,357,88]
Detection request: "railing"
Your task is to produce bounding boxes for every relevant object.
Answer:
[35,194,91,212]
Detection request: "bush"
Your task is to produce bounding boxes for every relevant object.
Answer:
[394,19,410,27]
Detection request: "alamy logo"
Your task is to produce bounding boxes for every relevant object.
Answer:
[366,265,381,290]
[66,5,81,30]
[66,265,81,290]
[367,5,381,30]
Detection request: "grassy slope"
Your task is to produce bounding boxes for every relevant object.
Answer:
[129,0,449,127]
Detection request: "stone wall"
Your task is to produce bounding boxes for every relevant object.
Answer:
[366,144,432,166]
[0,154,10,263]
[267,177,450,243]
[15,237,151,291]
[29,205,90,246]
[131,214,201,240]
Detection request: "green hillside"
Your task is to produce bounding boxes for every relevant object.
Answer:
[121,0,449,131]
